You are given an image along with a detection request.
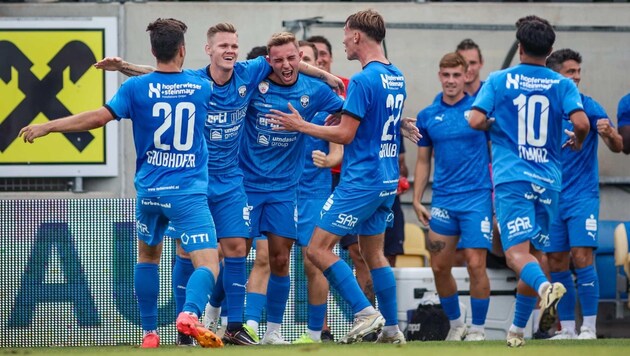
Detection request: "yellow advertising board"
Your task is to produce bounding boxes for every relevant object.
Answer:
[0,18,118,177]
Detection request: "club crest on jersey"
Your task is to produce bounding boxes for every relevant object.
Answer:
[258,81,269,94]
[300,95,310,108]
[238,85,247,97]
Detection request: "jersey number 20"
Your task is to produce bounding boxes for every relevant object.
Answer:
[153,102,195,151]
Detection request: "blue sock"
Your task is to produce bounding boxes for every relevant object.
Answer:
[266,274,290,324]
[439,293,461,321]
[513,293,537,328]
[324,260,371,314]
[575,265,599,317]
[470,297,490,326]
[371,267,398,326]
[135,263,159,331]
[520,262,548,292]
[224,256,247,330]
[221,298,228,317]
[245,292,266,323]
[172,256,194,315]
[209,262,225,308]
[307,303,327,331]
[183,266,216,317]
[550,270,576,321]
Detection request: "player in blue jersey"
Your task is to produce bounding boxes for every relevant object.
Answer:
[94,24,344,346]
[267,10,420,345]
[457,39,485,97]
[543,49,622,340]
[618,93,630,154]
[19,18,223,349]
[238,32,344,345]
[292,41,344,344]
[413,53,493,342]
[468,15,590,347]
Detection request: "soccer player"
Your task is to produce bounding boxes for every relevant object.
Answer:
[94,24,343,346]
[618,93,630,154]
[456,39,485,97]
[19,18,223,349]
[413,52,492,342]
[239,32,344,345]
[267,9,420,344]
[468,15,590,347]
[544,48,622,340]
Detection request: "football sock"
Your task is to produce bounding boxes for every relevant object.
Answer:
[208,262,225,308]
[550,270,576,322]
[576,265,599,321]
[470,297,490,327]
[307,303,326,332]
[172,256,194,315]
[439,293,462,323]
[520,262,549,294]
[135,263,159,331]
[224,256,247,331]
[183,266,215,317]
[513,293,537,328]
[371,266,398,326]
[245,292,266,328]
[324,260,371,314]
[266,274,290,324]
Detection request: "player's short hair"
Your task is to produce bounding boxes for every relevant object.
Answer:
[267,32,299,53]
[246,45,267,60]
[345,9,386,43]
[439,52,468,72]
[306,35,332,57]
[206,22,237,41]
[456,38,483,63]
[515,15,555,57]
[298,40,319,60]
[146,18,187,62]
[546,48,582,72]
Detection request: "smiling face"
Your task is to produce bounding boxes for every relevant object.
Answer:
[457,48,483,86]
[267,42,301,85]
[205,31,239,72]
[558,59,581,86]
[299,44,317,66]
[312,42,331,72]
[439,65,466,102]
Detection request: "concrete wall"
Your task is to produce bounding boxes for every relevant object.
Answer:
[2,2,629,221]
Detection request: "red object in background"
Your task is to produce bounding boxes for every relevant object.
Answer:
[397,176,410,195]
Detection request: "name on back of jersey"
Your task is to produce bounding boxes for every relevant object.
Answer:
[518,145,548,163]
[379,142,398,158]
[146,150,196,168]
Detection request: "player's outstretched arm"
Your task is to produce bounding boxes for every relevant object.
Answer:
[298,62,345,95]
[468,109,493,131]
[94,56,155,77]
[597,118,623,153]
[19,107,115,143]
[413,146,432,226]
[401,117,421,144]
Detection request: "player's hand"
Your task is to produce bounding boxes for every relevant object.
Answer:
[562,128,582,150]
[324,113,341,126]
[596,118,613,136]
[18,124,50,143]
[413,200,431,226]
[328,76,345,97]
[94,57,124,71]
[401,117,421,144]
[312,150,329,168]
[267,102,304,132]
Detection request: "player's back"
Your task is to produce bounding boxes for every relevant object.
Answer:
[341,61,406,191]
[473,63,583,191]
[107,70,211,197]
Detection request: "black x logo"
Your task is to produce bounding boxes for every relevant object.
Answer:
[0,40,98,153]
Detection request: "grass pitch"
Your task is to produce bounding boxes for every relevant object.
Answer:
[5,339,630,356]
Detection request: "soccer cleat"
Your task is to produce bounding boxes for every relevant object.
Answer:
[463,329,485,341]
[292,333,320,344]
[506,331,525,348]
[261,329,290,345]
[223,325,260,346]
[549,328,576,340]
[538,282,567,333]
[203,316,220,333]
[445,324,467,341]
[375,330,407,344]
[176,331,196,346]
[176,312,224,348]
[321,329,335,342]
[141,331,160,348]
[532,329,551,339]
[577,326,597,340]
[339,312,385,344]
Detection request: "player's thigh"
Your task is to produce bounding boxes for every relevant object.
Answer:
[297,197,327,248]
[136,197,168,248]
[458,193,493,251]
[209,180,251,240]
[495,182,541,252]
[163,194,218,253]
[259,192,297,240]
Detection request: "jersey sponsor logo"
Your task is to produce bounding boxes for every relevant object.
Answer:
[243,206,251,227]
[140,198,172,208]
[180,232,210,245]
[380,74,405,90]
[210,129,223,140]
[257,133,270,146]
[386,212,394,223]
[585,214,597,232]
[506,216,532,236]
[506,73,519,89]
[136,221,150,236]
[524,192,537,200]
[539,197,552,205]
[238,85,247,98]
[258,81,269,94]
[335,213,358,228]
[321,195,334,218]
[506,73,561,92]
[148,82,202,99]
[536,233,550,247]
[531,184,546,194]
[463,110,471,122]
[431,207,450,221]
[379,189,397,197]
[207,111,228,124]
[481,216,491,234]
[300,95,310,108]
[434,114,444,122]
[149,83,161,98]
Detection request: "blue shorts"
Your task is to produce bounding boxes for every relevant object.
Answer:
[545,196,599,253]
[297,196,326,247]
[246,188,297,239]
[318,185,396,237]
[495,182,558,252]
[208,171,251,239]
[430,190,493,250]
[136,194,217,253]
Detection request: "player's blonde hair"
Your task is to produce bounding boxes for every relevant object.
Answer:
[439,52,468,72]
[345,9,386,43]
[206,22,237,41]
[266,32,299,53]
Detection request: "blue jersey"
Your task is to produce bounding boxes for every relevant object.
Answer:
[106,70,211,197]
[618,93,630,128]
[193,57,272,174]
[560,94,609,199]
[341,62,406,191]
[472,63,583,191]
[240,74,343,192]
[298,112,332,199]
[417,94,491,198]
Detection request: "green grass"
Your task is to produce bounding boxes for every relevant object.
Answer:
[4,339,630,356]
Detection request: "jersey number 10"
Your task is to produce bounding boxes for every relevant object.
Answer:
[513,94,550,147]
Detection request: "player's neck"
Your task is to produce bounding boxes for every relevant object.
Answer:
[520,54,547,67]
[443,92,465,106]
[156,62,182,73]
[209,64,233,85]
[465,81,480,96]
[358,46,388,67]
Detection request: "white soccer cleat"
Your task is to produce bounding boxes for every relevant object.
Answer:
[339,312,385,344]
[539,282,567,332]
[375,330,407,344]
[445,324,467,341]
[202,303,220,333]
[577,326,597,340]
[463,329,485,341]
[261,329,290,345]
[506,331,525,348]
[549,328,576,340]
